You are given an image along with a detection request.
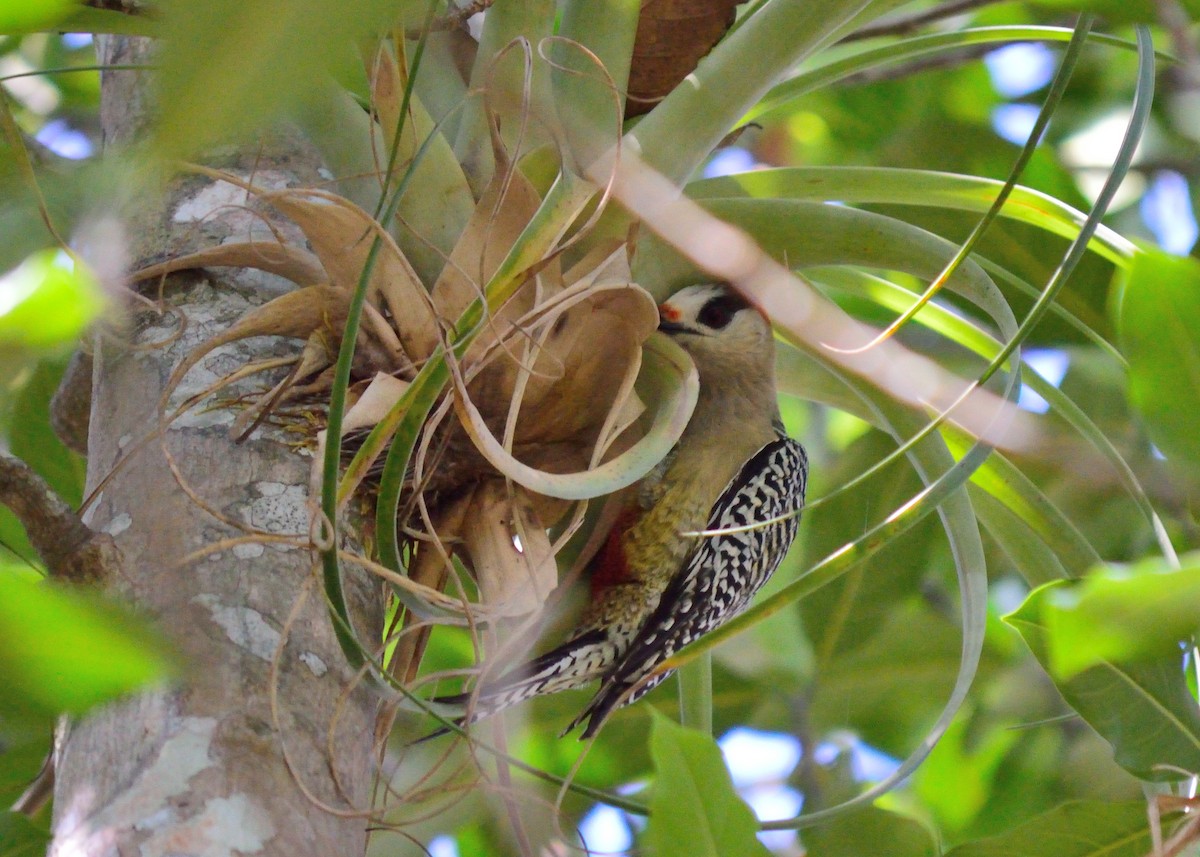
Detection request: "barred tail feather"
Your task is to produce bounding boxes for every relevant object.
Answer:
[420,629,617,739]
[565,669,674,739]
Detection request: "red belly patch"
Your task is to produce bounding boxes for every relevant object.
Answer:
[590,507,642,597]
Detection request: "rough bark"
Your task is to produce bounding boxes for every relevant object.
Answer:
[50,35,383,856]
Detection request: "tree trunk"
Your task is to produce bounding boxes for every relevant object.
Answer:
[50,35,382,856]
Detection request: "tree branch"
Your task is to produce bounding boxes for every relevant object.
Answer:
[50,349,93,456]
[0,453,117,583]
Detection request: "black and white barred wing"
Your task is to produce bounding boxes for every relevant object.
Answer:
[572,435,808,737]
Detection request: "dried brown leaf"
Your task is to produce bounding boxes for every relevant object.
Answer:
[429,151,546,328]
[344,372,412,434]
[163,284,351,399]
[368,43,410,170]
[460,480,557,618]
[262,189,440,361]
[311,372,411,506]
[515,282,657,444]
[230,332,332,439]
[130,241,327,287]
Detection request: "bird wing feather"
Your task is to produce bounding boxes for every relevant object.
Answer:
[570,435,808,737]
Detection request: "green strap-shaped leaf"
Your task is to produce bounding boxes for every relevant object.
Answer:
[744,26,1151,127]
[631,0,876,185]
[688,167,1132,264]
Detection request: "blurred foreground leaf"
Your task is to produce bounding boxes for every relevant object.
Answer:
[154,0,413,158]
[0,723,50,807]
[0,0,77,33]
[0,249,104,353]
[0,568,176,724]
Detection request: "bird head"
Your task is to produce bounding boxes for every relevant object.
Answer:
[657,284,775,385]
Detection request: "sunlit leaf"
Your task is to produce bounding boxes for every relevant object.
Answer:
[1012,558,1200,679]
[914,713,1022,834]
[1115,248,1200,473]
[646,713,770,857]
[1006,589,1200,779]
[0,568,176,724]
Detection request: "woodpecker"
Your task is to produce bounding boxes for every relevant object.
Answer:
[436,283,808,738]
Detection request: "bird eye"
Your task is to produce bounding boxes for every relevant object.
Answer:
[697,293,748,330]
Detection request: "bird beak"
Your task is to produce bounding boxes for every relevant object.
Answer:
[658,303,685,334]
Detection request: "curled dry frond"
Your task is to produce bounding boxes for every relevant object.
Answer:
[138,156,683,654]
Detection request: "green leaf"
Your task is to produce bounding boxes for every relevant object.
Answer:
[802,806,938,857]
[0,568,176,724]
[1020,558,1200,678]
[0,249,104,350]
[914,713,1022,834]
[1006,588,1200,780]
[970,486,1070,586]
[631,0,878,184]
[646,713,770,857]
[798,431,939,671]
[0,0,78,33]
[634,198,1002,306]
[1028,0,1161,24]
[942,800,1157,857]
[48,6,159,36]
[943,434,1099,581]
[0,812,50,857]
[1116,248,1200,472]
